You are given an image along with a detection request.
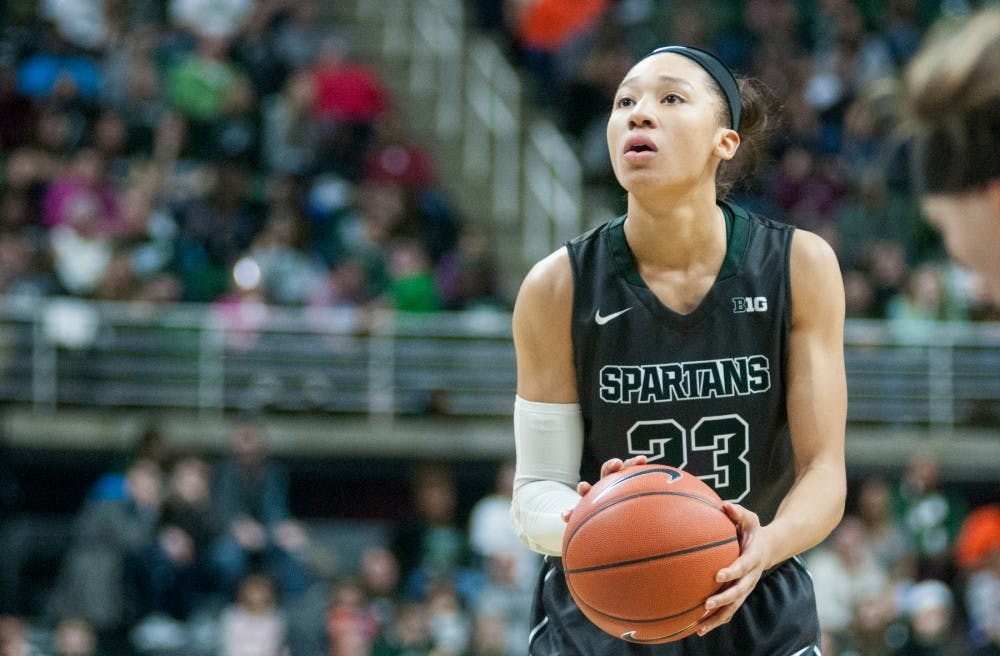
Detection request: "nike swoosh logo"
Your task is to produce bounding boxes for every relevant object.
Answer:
[595,307,632,325]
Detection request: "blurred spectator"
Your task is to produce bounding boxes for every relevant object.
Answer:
[470,552,534,656]
[218,573,287,656]
[863,240,911,320]
[891,579,966,656]
[463,611,509,656]
[0,615,38,656]
[246,206,324,306]
[358,545,402,635]
[842,269,877,319]
[171,163,260,302]
[807,516,891,656]
[435,227,507,311]
[87,420,169,503]
[229,3,290,102]
[271,0,330,72]
[385,239,442,313]
[169,0,253,41]
[390,463,473,602]
[17,29,101,102]
[893,453,968,583]
[165,35,252,158]
[135,454,222,622]
[364,110,437,193]
[857,475,916,582]
[510,0,611,104]
[50,458,162,638]
[325,576,379,656]
[310,36,390,181]
[261,70,320,177]
[887,263,954,342]
[954,506,1000,654]
[42,148,122,233]
[426,578,470,656]
[211,419,312,601]
[371,601,434,656]
[467,461,538,590]
[51,617,97,656]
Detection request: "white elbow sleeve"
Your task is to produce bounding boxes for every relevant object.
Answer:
[510,396,583,556]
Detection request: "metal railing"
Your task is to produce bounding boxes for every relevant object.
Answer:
[357,0,583,270]
[0,298,516,421]
[2,298,1000,431]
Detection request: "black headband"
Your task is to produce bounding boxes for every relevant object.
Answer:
[643,46,741,132]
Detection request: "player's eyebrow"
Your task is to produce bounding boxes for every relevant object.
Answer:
[617,75,696,93]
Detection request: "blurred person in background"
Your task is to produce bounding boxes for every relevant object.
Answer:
[50,458,162,645]
[893,452,967,583]
[900,7,1000,306]
[211,419,312,602]
[857,475,916,583]
[134,454,223,623]
[390,463,473,603]
[325,576,379,656]
[370,601,434,656]
[890,579,966,656]
[50,617,97,656]
[953,505,1000,655]
[357,545,402,638]
[218,573,287,656]
[806,516,891,656]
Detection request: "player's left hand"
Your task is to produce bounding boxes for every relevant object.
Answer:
[696,502,770,636]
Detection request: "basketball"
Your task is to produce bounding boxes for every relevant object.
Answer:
[561,464,740,644]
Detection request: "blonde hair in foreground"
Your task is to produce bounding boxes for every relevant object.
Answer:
[903,8,1000,124]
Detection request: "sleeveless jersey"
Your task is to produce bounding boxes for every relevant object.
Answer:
[567,201,794,525]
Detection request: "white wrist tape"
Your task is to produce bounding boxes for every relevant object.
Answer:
[510,395,583,556]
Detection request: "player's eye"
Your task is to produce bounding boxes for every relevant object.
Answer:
[615,96,634,109]
[663,94,683,104]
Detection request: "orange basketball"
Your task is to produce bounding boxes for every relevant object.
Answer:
[561,464,740,644]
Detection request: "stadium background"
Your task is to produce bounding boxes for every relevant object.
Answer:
[0,0,998,655]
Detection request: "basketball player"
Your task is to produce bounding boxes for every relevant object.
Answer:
[510,46,847,655]
[900,8,1000,304]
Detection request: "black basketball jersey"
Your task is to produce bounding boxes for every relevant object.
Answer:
[567,201,794,525]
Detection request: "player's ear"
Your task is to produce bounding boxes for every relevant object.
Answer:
[714,128,740,162]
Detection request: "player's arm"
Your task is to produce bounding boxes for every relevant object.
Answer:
[509,248,584,555]
[765,228,847,561]
[700,229,846,634]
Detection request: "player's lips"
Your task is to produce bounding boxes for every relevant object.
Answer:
[623,135,658,160]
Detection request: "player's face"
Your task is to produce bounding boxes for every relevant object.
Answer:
[606,53,737,197]
[922,187,1000,302]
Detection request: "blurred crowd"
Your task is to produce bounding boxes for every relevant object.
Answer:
[0,420,541,656]
[2,0,999,325]
[2,420,998,656]
[469,0,1000,322]
[806,453,1000,656]
[0,0,506,315]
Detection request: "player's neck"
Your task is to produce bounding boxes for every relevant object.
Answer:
[624,192,726,271]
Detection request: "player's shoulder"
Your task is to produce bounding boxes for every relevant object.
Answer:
[517,246,573,304]
[788,228,844,321]
[789,227,840,274]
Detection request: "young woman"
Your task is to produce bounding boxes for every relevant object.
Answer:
[510,46,847,655]
[901,8,1000,303]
